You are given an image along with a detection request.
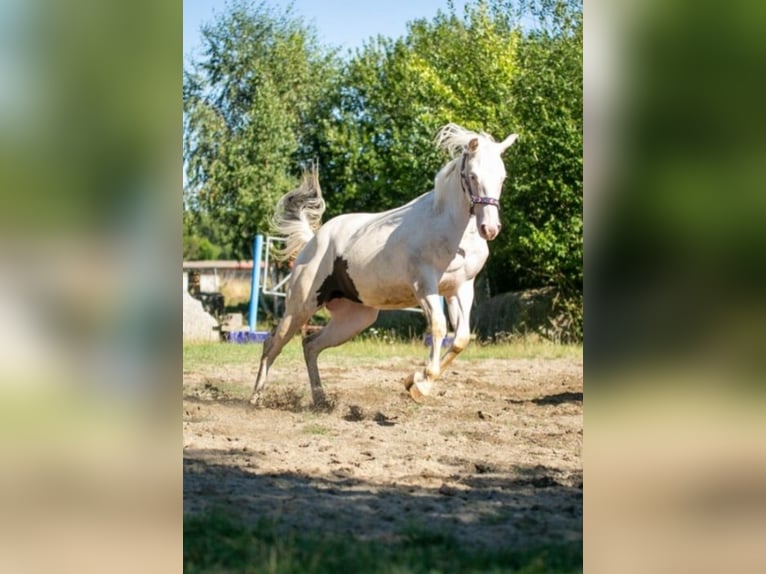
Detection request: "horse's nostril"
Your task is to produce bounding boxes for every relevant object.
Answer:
[480,224,500,240]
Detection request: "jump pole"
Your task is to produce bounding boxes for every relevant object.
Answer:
[226,234,269,343]
[248,234,263,331]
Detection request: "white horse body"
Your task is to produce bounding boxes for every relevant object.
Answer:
[298,191,488,310]
[251,124,518,407]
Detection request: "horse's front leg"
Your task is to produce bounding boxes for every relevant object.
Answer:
[405,292,447,400]
[439,279,475,372]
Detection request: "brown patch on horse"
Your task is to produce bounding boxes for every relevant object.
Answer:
[316,256,362,305]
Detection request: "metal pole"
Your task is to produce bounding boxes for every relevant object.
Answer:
[248,234,264,331]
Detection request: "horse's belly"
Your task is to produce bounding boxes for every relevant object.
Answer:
[356,283,418,309]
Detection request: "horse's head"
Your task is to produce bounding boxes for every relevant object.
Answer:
[461,132,518,241]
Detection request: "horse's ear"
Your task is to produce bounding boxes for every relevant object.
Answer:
[499,133,519,153]
[467,138,479,153]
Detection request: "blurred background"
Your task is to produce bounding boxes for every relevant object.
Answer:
[0,0,179,572]
[586,0,766,572]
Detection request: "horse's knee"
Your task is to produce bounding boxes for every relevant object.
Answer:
[304,323,324,344]
[431,320,447,341]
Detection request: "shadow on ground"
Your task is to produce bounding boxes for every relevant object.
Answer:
[184,449,582,550]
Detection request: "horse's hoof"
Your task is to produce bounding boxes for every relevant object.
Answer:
[403,373,415,391]
[406,373,432,402]
[249,392,262,407]
[311,389,333,412]
[409,383,426,402]
[312,397,333,413]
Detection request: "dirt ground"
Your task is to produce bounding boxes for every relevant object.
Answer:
[183,352,582,550]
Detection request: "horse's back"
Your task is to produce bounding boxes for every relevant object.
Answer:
[309,194,428,258]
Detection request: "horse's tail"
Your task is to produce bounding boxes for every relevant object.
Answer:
[271,165,326,261]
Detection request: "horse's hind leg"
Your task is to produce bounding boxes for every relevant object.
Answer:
[250,307,314,406]
[302,299,378,407]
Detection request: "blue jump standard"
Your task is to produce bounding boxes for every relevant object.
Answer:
[226,330,450,346]
[424,334,455,348]
[225,330,270,343]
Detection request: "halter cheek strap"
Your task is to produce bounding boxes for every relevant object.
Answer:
[460,153,501,215]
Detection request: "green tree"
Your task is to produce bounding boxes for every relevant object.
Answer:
[496,1,583,339]
[311,1,520,219]
[183,0,339,259]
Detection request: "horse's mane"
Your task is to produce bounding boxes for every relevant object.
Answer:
[434,123,496,157]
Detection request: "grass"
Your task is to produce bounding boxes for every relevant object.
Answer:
[301,422,332,436]
[183,334,582,371]
[184,508,582,574]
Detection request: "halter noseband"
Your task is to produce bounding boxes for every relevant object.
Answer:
[460,153,500,215]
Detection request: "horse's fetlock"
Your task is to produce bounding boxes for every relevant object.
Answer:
[424,366,439,380]
[451,337,470,354]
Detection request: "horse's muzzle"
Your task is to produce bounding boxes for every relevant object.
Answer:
[479,222,501,241]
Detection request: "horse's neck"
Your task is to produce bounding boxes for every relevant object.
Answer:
[433,160,471,226]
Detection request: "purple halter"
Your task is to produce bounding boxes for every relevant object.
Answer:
[460,153,501,214]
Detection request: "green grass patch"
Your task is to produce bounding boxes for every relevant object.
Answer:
[184,509,582,574]
[184,335,581,370]
[462,336,582,361]
[301,422,332,436]
[183,342,266,371]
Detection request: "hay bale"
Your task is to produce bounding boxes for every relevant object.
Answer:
[471,287,557,341]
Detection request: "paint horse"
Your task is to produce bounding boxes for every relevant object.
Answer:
[250,123,518,407]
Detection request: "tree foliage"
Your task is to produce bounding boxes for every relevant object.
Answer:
[311,1,519,219]
[475,2,581,340]
[493,4,583,295]
[183,0,339,258]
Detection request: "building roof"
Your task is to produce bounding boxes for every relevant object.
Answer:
[182,260,255,270]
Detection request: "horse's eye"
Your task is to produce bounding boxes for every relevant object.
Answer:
[470,173,478,181]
